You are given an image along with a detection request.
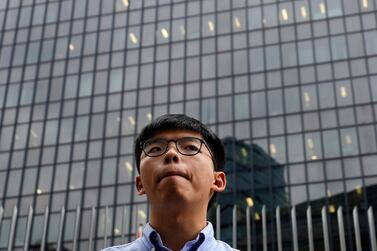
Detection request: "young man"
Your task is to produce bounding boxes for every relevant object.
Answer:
[103,114,237,251]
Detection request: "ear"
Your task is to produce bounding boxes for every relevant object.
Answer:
[135,175,145,195]
[211,171,226,192]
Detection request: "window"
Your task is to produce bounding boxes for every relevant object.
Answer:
[298,41,314,65]
[365,31,377,55]
[269,89,284,115]
[282,42,297,67]
[233,49,248,74]
[110,68,123,92]
[265,45,280,70]
[288,134,304,163]
[305,132,322,160]
[235,94,249,120]
[331,35,348,60]
[284,87,299,113]
[340,127,359,156]
[201,98,216,124]
[249,47,264,72]
[323,130,341,158]
[251,91,266,118]
[218,96,233,122]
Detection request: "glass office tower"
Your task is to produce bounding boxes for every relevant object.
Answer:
[0,0,376,250]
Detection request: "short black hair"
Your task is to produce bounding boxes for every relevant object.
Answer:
[134,114,225,173]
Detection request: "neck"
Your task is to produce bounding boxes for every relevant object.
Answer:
[149,204,207,251]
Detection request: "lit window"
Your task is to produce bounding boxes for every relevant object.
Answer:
[345,135,352,144]
[363,0,368,8]
[328,204,336,213]
[245,197,254,207]
[320,3,326,14]
[208,21,214,32]
[114,228,121,235]
[240,147,248,157]
[124,161,133,173]
[303,92,311,106]
[129,33,138,44]
[146,113,152,121]
[128,116,136,126]
[327,189,332,197]
[255,212,261,221]
[161,28,169,39]
[30,129,38,138]
[307,138,314,149]
[355,185,363,195]
[281,9,289,21]
[301,6,307,18]
[234,17,241,28]
[138,209,146,219]
[340,86,348,97]
[270,143,277,155]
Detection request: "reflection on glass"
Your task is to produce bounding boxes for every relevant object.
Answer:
[270,143,277,155]
[234,17,241,28]
[246,197,254,207]
[69,43,75,51]
[146,112,152,122]
[124,161,133,173]
[328,204,336,213]
[208,21,214,31]
[340,86,348,98]
[128,116,136,126]
[180,25,185,35]
[319,3,326,14]
[362,0,368,8]
[281,9,289,21]
[301,6,308,18]
[129,32,138,44]
[355,185,363,195]
[138,209,146,220]
[303,92,311,107]
[160,28,169,38]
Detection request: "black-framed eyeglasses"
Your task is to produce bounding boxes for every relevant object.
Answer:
[140,137,212,158]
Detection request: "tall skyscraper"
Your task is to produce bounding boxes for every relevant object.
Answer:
[0,0,376,250]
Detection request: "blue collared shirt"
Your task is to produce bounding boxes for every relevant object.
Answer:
[101,222,237,251]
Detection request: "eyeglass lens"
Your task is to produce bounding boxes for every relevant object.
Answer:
[143,137,202,157]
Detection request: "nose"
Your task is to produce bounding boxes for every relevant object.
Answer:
[163,142,180,164]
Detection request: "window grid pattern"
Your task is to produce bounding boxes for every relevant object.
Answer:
[0,0,377,249]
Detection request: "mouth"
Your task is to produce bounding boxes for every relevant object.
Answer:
[158,170,189,183]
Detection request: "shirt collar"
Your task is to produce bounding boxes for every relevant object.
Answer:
[141,222,215,251]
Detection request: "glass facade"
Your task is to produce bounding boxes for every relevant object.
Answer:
[0,0,377,250]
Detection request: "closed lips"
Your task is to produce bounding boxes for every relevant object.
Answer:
[158,170,189,182]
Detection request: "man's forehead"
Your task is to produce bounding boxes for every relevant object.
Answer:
[148,128,203,140]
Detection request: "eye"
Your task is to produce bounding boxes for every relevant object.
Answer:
[147,146,163,154]
[144,139,166,155]
[179,138,201,153]
[184,144,199,152]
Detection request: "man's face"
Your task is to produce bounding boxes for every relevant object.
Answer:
[135,129,226,209]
